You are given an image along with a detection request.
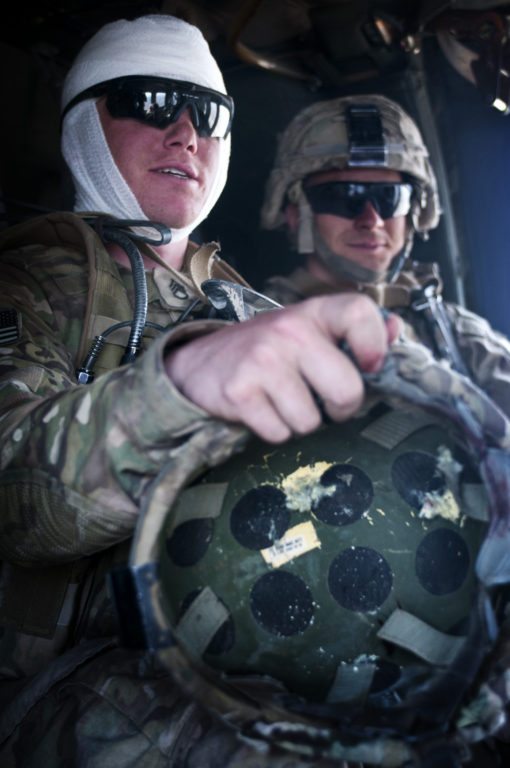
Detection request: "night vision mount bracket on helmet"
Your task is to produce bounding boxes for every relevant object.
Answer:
[107,286,510,767]
[345,103,387,167]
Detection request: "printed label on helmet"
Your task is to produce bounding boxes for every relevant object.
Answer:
[261,521,321,568]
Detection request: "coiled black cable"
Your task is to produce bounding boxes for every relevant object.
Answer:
[77,218,171,381]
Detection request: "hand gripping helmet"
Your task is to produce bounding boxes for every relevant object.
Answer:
[115,340,510,767]
[260,95,442,283]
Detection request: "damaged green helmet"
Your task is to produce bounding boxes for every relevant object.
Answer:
[162,403,486,704]
[122,340,510,766]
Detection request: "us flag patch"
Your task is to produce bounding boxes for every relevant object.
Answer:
[0,308,21,344]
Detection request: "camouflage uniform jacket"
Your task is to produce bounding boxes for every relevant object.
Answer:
[2,216,510,767]
[0,212,249,707]
[264,262,510,417]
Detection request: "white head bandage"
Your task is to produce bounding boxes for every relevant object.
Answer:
[61,14,230,242]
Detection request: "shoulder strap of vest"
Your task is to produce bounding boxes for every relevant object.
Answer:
[6,212,126,356]
[49,213,133,374]
[0,211,133,375]
[0,211,96,253]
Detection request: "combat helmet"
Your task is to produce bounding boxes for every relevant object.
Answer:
[260,95,442,280]
[114,338,510,768]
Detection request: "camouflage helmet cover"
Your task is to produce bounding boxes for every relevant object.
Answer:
[260,94,441,235]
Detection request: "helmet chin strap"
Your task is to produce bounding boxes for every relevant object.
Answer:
[387,226,415,283]
[295,182,315,254]
[313,226,387,283]
[313,225,416,286]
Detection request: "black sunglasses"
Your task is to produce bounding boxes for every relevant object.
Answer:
[304,181,415,220]
[61,75,234,139]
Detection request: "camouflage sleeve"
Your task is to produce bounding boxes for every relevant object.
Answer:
[0,255,240,567]
[447,302,510,416]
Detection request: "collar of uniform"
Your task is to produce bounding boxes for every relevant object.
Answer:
[357,264,442,308]
[280,267,339,299]
[151,241,220,309]
[359,281,415,308]
[277,261,442,309]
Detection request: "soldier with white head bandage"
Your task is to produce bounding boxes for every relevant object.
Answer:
[0,14,398,767]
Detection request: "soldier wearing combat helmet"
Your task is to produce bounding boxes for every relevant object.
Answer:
[261,94,510,407]
[261,95,439,280]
